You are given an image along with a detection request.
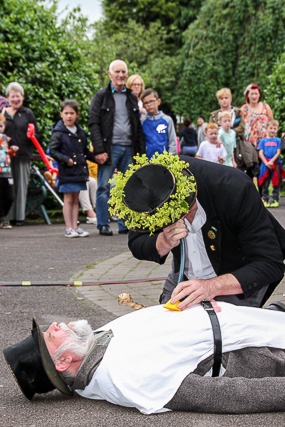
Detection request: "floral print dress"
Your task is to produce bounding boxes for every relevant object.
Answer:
[241,103,269,148]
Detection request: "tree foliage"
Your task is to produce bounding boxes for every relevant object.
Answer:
[265,54,285,131]
[175,0,285,118]
[0,0,99,145]
[175,0,205,31]
[101,0,178,30]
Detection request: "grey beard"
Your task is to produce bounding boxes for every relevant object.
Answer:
[70,330,113,390]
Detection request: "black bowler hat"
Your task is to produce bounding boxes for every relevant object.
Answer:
[109,153,197,233]
[3,319,73,400]
[123,164,176,213]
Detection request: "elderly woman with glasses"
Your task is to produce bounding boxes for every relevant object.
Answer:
[126,74,146,116]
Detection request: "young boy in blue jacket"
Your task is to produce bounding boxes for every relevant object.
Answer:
[258,119,285,208]
[141,89,177,160]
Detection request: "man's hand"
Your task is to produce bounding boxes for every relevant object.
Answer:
[170,278,217,310]
[95,152,109,165]
[156,219,188,257]
[170,274,243,310]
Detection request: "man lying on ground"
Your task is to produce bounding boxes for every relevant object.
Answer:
[3,301,285,414]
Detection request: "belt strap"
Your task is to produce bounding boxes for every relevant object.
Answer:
[201,300,222,377]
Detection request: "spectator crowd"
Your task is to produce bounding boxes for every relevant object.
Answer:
[0,61,284,235]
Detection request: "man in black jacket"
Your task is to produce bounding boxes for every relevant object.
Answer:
[89,59,145,235]
[128,156,285,309]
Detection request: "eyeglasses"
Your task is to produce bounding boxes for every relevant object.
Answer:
[143,99,157,107]
[132,83,142,87]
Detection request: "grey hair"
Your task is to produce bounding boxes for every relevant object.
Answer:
[109,59,128,73]
[6,82,24,96]
[51,320,95,382]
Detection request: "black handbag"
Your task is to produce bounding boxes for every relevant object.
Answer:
[280,138,285,154]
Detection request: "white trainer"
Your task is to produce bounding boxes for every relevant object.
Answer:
[86,216,97,225]
[1,217,12,229]
[65,228,79,238]
[75,227,89,237]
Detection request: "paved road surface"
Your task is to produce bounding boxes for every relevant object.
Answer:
[1,198,285,426]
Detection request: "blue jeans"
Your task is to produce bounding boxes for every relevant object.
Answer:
[181,146,197,157]
[96,145,133,231]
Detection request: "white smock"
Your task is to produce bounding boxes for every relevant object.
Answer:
[76,302,285,414]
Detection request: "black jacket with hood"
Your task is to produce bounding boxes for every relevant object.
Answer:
[49,120,96,186]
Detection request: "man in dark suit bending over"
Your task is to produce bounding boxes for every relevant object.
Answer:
[128,156,285,309]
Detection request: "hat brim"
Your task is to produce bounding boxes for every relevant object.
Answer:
[33,318,73,396]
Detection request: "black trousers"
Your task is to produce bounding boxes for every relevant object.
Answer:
[0,177,15,218]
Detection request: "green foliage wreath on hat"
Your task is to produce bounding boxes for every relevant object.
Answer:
[108,152,197,234]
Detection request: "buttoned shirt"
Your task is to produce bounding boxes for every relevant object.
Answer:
[184,201,216,280]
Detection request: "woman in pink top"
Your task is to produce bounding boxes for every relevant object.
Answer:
[241,83,273,148]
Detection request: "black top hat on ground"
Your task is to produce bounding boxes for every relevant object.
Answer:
[3,319,73,400]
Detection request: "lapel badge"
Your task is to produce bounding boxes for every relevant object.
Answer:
[208,230,216,239]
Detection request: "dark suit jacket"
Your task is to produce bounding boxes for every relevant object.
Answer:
[128,156,285,307]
